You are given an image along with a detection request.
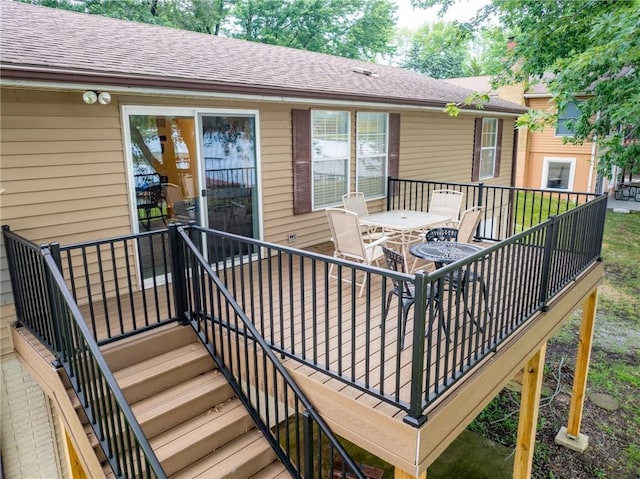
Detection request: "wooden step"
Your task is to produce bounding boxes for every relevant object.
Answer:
[101,323,197,372]
[114,343,214,403]
[152,398,255,476]
[133,370,234,437]
[171,428,278,479]
[250,461,290,478]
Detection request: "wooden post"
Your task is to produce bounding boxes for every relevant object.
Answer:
[63,430,88,479]
[555,288,598,452]
[513,342,547,479]
[394,468,426,479]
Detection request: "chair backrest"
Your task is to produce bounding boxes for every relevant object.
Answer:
[146,184,165,204]
[163,183,183,206]
[424,227,459,242]
[163,183,193,220]
[342,192,369,217]
[382,245,413,298]
[457,206,484,243]
[325,208,368,261]
[181,173,195,199]
[429,189,464,221]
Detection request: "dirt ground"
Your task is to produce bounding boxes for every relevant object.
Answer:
[473,211,640,479]
[473,310,640,479]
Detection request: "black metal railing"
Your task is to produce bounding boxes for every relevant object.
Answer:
[187,224,413,411]
[387,178,601,241]
[204,166,255,187]
[58,229,176,345]
[175,224,365,479]
[2,226,56,351]
[404,194,607,422]
[2,226,166,478]
[2,178,608,429]
[42,247,166,479]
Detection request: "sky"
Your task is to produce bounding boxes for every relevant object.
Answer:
[394,0,492,30]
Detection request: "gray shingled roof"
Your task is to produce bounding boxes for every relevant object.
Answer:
[444,76,496,95]
[0,0,526,114]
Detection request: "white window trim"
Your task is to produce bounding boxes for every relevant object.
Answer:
[541,157,576,191]
[311,110,351,210]
[355,112,388,200]
[479,118,498,180]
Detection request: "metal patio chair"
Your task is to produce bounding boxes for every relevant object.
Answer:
[381,245,444,349]
[137,183,166,230]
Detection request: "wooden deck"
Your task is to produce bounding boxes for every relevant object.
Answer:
[61,240,605,475]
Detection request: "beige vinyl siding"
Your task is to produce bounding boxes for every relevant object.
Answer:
[0,87,518,346]
[400,111,514,187]
[0,87,127,353]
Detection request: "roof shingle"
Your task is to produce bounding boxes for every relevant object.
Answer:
[0,0,526,114]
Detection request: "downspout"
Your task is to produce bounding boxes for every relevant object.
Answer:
[586,112,600,193]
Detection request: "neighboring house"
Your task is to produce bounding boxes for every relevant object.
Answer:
[0,1,534,477]
[445,75,606,194]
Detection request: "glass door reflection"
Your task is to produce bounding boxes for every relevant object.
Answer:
[200,114,259,262]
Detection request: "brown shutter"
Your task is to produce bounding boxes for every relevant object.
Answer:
[292,109,312,214]
[494,118,504,178]
[471,118,482,181]
[388,113,400,179]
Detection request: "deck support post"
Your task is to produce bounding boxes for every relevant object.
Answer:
[62,428,88,479]
[513,342,547,479]
[394,467,426,479]
[555,288,598,452]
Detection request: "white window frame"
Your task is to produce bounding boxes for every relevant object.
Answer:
[479,118,498,180]
[311,110,351,210]
[541,157,576,191]
[356,112,388,200]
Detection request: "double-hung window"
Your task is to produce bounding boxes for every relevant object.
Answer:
[555,101,581,136]
[356,112,388,199]
[479,118,499,179]
[311,110,350,209]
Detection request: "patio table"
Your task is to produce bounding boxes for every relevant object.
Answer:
[614,182,640,202]
[409,241,483,269]
[360,210,450,266]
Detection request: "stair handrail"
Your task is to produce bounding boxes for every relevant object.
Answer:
[2,226,57,351]
[40,247,167,479]
[176,225,366,479]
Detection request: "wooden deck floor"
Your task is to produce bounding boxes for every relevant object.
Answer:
[18,238,603,474]
[77,239,506,420]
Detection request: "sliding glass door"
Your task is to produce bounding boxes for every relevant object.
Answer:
[200,113,260,262]
[124,107,261,280]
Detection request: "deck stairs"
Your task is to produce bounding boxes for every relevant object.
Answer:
[71,322,288,478]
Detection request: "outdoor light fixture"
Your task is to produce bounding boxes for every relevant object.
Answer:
[97,91,111,105]
[82,90,111,105]
[82,90,98,104]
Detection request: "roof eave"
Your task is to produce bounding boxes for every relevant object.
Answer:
[0,64,527,115]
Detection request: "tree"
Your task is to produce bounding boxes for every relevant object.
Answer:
[402,22,471,78]
[472,27,508,76]
[229,0,397,61]
[21,0,397,62]
[414,0,640,177]
[20,0,231,33]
